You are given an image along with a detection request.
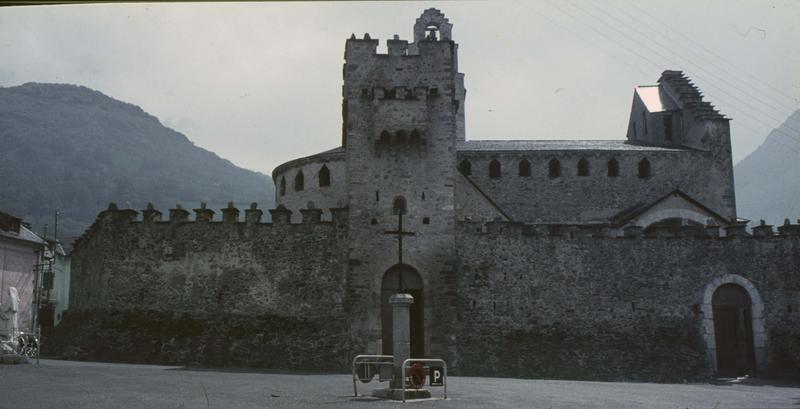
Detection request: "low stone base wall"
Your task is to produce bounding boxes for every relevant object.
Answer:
[45,310,351,371]
[765,329,800,379]
[453,321,711,383]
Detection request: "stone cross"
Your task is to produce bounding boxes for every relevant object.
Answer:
[384,211,415,292]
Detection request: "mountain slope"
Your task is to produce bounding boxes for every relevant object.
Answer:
[0,82,274,242]
[734,110,800,225]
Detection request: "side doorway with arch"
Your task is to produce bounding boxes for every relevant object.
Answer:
[381,264,425,358]
[712,283,756,377]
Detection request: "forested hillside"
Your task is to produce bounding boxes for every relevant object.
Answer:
[0,82,274,243]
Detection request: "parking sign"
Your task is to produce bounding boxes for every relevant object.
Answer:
[429,366,444,386]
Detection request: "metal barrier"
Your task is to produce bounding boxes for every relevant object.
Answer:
[401,358,447,402]
[352,354,393,397]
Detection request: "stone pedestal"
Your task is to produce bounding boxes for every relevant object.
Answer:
[372,293,431,400]
[389,293,413,389]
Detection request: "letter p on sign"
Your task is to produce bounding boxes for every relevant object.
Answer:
[430,366,444,386]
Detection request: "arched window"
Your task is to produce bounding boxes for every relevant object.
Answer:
[489,159,501,178]
[458,159,472,175]
[607,159,619,177]
[638,158,651,178]
[577,158,590,177]
[409,129,421,145]
[392,196,407,215]
[518,159,531,177]
[279,177,286,197]
[548,158,561,178]
[318,165,330,187]
[379,130,391,145]
[295,171,305,191]
[395,130,407,145]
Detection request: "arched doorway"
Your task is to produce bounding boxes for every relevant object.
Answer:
[381,264,424,358]
[712,283,756,377]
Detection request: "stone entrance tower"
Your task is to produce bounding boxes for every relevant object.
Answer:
[342,9,465,358]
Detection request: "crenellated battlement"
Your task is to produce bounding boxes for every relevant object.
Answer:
[344,32,454,59]
[344,8,454,59]
[460,218,800,240]
[71,201,349,253]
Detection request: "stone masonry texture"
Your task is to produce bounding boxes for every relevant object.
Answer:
[49,9,800,382]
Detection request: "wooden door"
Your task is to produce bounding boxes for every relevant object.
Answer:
[713,284,755,377]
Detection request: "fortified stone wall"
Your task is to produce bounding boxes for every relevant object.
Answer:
[451,220,800,381]
[458,148,733,224]
[51,202,800,382]
[50,203,352,370]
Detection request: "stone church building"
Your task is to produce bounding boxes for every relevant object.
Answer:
[55,9,799,381]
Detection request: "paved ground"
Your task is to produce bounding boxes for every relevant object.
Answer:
[0,359,799,409]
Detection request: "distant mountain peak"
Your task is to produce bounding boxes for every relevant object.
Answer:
[734,109,800,225]
[0,82,274,244]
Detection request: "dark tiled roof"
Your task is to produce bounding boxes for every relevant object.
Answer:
[457,140,691,152]
[0,223,45,246]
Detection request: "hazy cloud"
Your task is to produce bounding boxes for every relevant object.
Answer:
[1,1,798,174]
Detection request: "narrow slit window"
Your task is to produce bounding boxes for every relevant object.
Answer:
[638,158,651,178]
[459,159,472,175]
[409,129,421,145]
[395,130,407,145]
[663,114,673,141]
[294,171,305,191]
[642,111,648,135]
[548,159,561,178]
[379,130,391,145]
[279,177,286,197]
[392,196,407,215]
[489,159,501,178]
[577,158,590,177]
[318,165,331,187]
[518,159,531,177]
[607,159,619,177]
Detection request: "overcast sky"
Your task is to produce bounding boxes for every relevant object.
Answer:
[1,1,798,175]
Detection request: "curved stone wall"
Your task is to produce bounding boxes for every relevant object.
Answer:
[273,148,347,222]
